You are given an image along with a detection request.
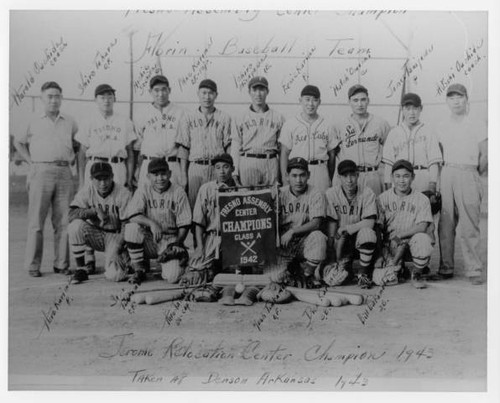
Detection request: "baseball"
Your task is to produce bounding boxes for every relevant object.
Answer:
[235,282,245,294]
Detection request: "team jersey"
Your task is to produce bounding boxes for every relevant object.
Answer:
[134,102,186,158]
[377,188,433,239]
[76,111,136,158]
[279,114,336,161]
[325,184,377,227]
[436,115,487,165]
[279,184,325,233]
[193,181,235,232]
[124,181,192,232]
[230,105,285,154]
[176,107,232,160]
[333,113,391,166]
[382,122,442,168]
[70,182,132,231]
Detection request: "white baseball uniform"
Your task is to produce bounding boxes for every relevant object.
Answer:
[437,115,487,277]
[382,122,442,192]
[76,110,137,186]
[279,114,336,192]
[230,106,285,186]
[333,114,391,195]
[176,107,232,207]
[134,102,186,187]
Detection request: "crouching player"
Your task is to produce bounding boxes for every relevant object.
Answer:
[375,159,434,289]
[124,158,192,284]
[68,162,132,282]
[324,160,377,289]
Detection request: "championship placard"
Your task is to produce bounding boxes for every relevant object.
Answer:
[218,188,277,267]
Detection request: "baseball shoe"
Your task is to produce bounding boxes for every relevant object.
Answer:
[437,266,454,279]
[85,261,96,275]
[357,274,372,289]
[29,269,41,277]
[411,271,427,289]
[53,266,69,275]
[72,269,89,284]
[469,276,483,285]
[128,270,146,285]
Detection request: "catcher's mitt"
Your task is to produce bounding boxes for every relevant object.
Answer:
[179,267,215,286]
[158,244,189,265]
[422,190,442,215]
[257,282,293,304]
[190,285,220,302]
[372,265,400,286]
[322,262,349,286]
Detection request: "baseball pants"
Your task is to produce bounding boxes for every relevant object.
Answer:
[84,159,127,186]
[239,156,279,186]
[137,158,181,188]
[439,165,484,277]
[188,163,215,208]
[307,164,330,193]
[25,163,73,272]
[336,227,377,274]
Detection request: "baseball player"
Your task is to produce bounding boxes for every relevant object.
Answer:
[332,84,391,195]
[181,153,238,287]
[279,85,336,192]
[13,81,79,277]
[176,79,232,208]
[376,159,434,289]
[68,162,132,282]
[76,84,137,189]
[134,75,187,188]
[230,76,285,187]
[272,157,327,288]
[436,83,487,285]
[382,93,442,193]
[123,158,192,284]
[325,159,377,288]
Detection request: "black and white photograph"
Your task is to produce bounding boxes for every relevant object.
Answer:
[5,1,499,397]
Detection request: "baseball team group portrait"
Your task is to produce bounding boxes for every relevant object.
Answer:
[7,8,491,393]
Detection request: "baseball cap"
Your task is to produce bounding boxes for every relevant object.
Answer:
[148,158,170,173]
[90,162,113,179]
[41,81,62,93]
[337,159,358,175]
[348,84,368,99]
[248,76,269,89]
[150,75,170,89]
[392,159,414,174]
[401,93,422,107]
[446,83,467,97]
[212,153,234,166]
[287,157,308,173]
[94,84,116,97]
[300,85,321,99]
[199,79,217,92]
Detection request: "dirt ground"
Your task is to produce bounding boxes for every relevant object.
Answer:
[8,174,488,391]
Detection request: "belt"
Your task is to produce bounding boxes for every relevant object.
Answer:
[193,159,211,165]
[34,160,69,167]
[241,152,277,159]
[308,159,327,165]
[101,228,122,234]
[444,162,478,171]
[142,155,179,162]
[89,156,125,163]
[413,165,428,170]
[357,165,378,172]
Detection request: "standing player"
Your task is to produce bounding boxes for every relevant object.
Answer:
[325,160,377,288]
[436,83,487,285]
[14,81,79,277]
[382,93,442,193]
[134,75,187,188]
[271,157,327,288]
[230,76,285,187]
[68,162,132,282]
[376,160,434,289]
[176,79,232,208]
[123,158,192,284]
[76,84,136,189]
[279,85,336,192]
[333,84,391,195]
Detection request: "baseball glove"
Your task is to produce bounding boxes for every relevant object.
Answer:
[157,244,189,265]
[257,282,293,304]
[422,190,442,215]
[179,267,215,286]
[322,262,349,286]
[190,285,220,302]
[372,265,400,286]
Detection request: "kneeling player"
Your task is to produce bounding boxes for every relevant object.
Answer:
[376,159,434,289]
[124,158,192,284]
[68,162,132,282]
[325,160,377,289]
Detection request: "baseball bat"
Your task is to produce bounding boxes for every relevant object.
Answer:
[286,287,331,307]
[213,273,270,287]
[324,289,365,305]
[145,289,185,305]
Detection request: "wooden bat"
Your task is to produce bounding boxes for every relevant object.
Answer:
[145,289,185,305]
[324,288,365,305]
[286,287,331,307]
[213,273,270,287]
